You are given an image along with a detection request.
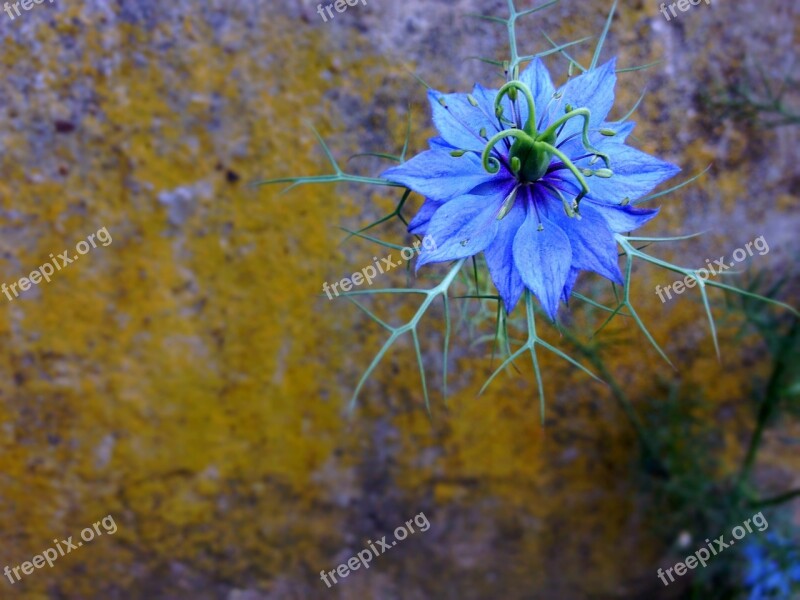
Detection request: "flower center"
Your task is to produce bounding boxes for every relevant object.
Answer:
[474,80,614,215]
[509,129,556,183]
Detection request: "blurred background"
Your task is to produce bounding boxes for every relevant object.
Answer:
[0,0,797,598]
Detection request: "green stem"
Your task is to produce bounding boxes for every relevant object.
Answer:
[506,0,519,69]
[736,317,798,491]
[749,487,800,509]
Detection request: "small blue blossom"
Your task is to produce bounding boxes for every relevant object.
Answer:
[383,59,680,318]
[743,534,800,599]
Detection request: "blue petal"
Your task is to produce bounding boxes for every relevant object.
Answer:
[382,149,504,202]
[587,145,680,202]
[512,195,572,320]
[429,136,456,151]
[469,84,511,137]
[583,201,660,233]
[408,198,443,235]
[553,59,617,141]
[556,119,635,159]
[550,142,680,204]
[561,268,580,304]
[540,195,623,284]
[518,57,557,129]
[428,89,497,152]
[483,200,526,313]
[416,192,509,270]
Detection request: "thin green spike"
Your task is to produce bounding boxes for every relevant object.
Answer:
[616,60,662,74]
[400,109,413,162]
[340,189,412,244]
[696,279,721,360]
[348,152,402,163]
[465,56,506,67]
[517,0,559,18]
[518,36,593,64]
[348,260,466,411]
[305,122,342,174]
[590,0,618,71]
[344,296,394,332]
[571,292,629,315]
[542,30,586,73]
[349,330,402,412]
[464,13,508,24]
[635,165,712,204]
[412,329,431,415]
[619,87,647,122]
[337,227,407,251]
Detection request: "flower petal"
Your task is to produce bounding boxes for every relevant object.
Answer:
[586,145,680,203]
[518,57,557,129]
[429,89,497,152]
[553,59,617,141]
[382,149,504,202]
[483,200,526,313]
[555,119,635,159]
[513,194,572,320]
[582,201,660,233]
[540,195,623,284]
[416,192,509,269]
[408,198,443,235]
[549,142,680,204]
[561,267,581,304]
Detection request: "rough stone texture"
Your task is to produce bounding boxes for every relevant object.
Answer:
[0,0,797,598]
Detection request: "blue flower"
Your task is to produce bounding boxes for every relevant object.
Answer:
[382,59,680,318]
[743,534,800,599]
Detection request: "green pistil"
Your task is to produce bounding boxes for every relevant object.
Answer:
[495,81,537,135]
[472,80,614,214]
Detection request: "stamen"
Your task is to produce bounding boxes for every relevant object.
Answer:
[496,185,520,221]
[534,140,591,205]
[541,181,576,218]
